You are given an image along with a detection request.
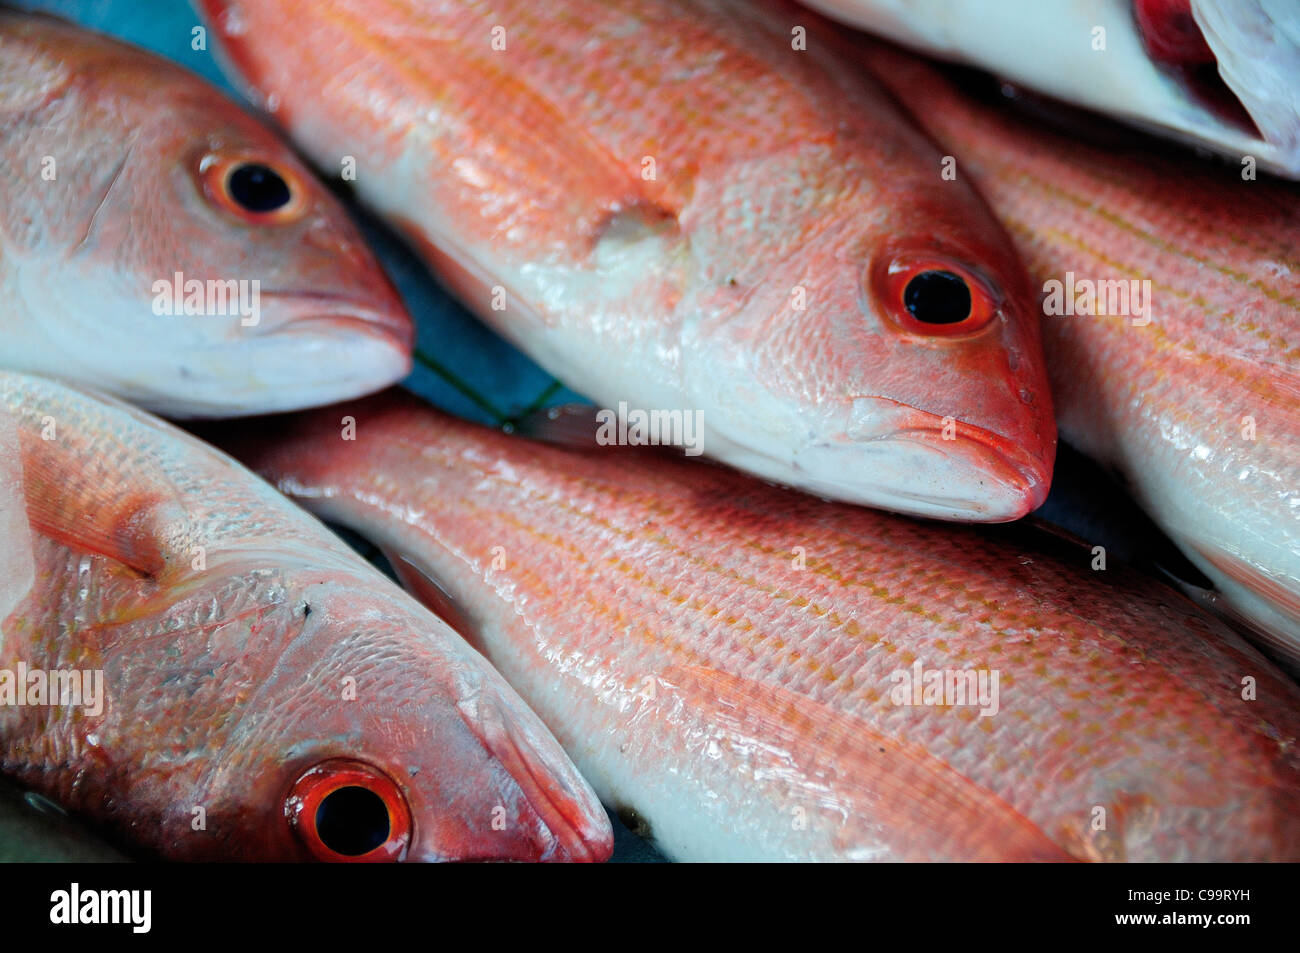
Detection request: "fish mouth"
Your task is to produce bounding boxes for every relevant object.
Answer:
[698,389,1052,521]
[253,290,415,351]
[894,420,1051,519]
[783,400,1053,522]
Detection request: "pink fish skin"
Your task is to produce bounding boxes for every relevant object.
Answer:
[854,40,1300,671]
[218,391,1300,862]
[0,372,610,862]
[197,0,1057,522]
[0,11,413,417]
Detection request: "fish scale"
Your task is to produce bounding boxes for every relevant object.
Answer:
[0,372,611,861]
[224,391,1300,862]
[860,42,1300,667]
[201,0,1058,521]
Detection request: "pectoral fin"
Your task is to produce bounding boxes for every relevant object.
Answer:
[18,428,182,577]
[384,549,485,656]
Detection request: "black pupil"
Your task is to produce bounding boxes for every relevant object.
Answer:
[227,163,292,213]
[903,270,973,325]
[315,785,390,856]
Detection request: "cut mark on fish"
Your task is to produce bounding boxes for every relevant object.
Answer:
[72,141,135,257]
[591,201,679,255]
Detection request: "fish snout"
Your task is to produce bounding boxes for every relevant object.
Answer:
[445,690,613,863]
[254,285,414,353]
[791,397,1053,521]
[207,286,413,413]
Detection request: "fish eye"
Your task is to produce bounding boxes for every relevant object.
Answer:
[903,270,972,324]
[873,255,998,338]
[285,760,412,862]
[228,163,292,212]
[199,154,307,224]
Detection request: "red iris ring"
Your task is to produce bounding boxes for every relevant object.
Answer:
[198,153,308,225]
[285,760,412,863]
[872,254,1000,339]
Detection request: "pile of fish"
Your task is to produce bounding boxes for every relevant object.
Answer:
[0,0,1295,862]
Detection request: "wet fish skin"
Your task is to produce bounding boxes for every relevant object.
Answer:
[859,42,1300,669]
[222,391,1300,862]
[0,776,128,862]
[798,0,1300,179]
[198,0,1056,522]
[0,372,611,862]
[0,11,413,418]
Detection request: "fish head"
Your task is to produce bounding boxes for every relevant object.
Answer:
[16,25,413,417]
[192,576,610,863]
[679,145,1056,521]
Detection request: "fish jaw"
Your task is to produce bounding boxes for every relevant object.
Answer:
[718,397,1053,521]
[5,265,412,418]
[437,684,613,862]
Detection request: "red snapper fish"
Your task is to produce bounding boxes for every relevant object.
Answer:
[0,11,413,418]
[859,41,1300,671]
[0,372,610,861]
[198,0,1056,522]
[220,391,1300,862]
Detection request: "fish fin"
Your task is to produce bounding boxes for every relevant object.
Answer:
[1192,544,1300,625]
[511,402,698,461]
[18,428,180,577]
[664,663,1076,862]
[1186,543,1300,675]
[384,549,486,656]
[509,402,603,449]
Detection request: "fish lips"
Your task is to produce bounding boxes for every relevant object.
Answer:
[717,396,1054,522]
[253,289,415,352]
[167,291,417,417]
[791,418,1053,521]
